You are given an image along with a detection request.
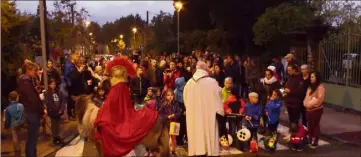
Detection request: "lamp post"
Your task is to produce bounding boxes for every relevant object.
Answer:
[120,34,124,40]
[174,1,183,54]
[132,27,137,49]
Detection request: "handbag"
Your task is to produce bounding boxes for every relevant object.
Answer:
[169,122,180,136]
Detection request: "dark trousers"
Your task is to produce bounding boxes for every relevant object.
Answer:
[228,117,244,150]
[268,121,279,133]
[307,108,323,144]
[247,127,258,147]
[50,117,61,139]
[25,113,41,157]
[300,105,307,127]
[176,114,187,145]
[286,107,301,125]
[67,96,75,118]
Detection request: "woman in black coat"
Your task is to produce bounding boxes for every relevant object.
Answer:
[211,64,226,87]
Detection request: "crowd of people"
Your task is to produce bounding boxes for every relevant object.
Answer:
[3,50,326,157]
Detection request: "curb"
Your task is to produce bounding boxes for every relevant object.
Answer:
[278,119,361,147]
[38,132,79,157]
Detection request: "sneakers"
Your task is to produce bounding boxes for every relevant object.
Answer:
[296,148,303,151]
[309,143,319,149]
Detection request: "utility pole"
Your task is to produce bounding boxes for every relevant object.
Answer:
[39,0,49,90]
[42,0,50,61]
[145,11,149,51]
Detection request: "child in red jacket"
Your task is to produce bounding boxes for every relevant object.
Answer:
[289,123,308,151]
[224,88,245,149]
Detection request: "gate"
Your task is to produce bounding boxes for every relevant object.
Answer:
[318,34,361,87]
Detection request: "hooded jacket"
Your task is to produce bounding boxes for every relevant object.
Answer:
[265,100,283,124]
[44,89,66,118]
[174,77,185,103]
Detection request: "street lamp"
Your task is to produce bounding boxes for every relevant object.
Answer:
[132,28,137,49]
[89,32,93,36]
[174,1,183,54]
[85,20,91,28]
[120,34,124,39]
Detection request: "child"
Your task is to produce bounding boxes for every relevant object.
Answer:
[222,77,233,102]
[44,79,66,145]
[261,131,279,152]
[265,90,283,134]
[144,87,154,102]
[224,88,245,147]
[289,123,307,151]
[5,91,25,152]
[93,86,106,107]
[144,87,157,110]
[158,89,182,155]
[244,92,262,151]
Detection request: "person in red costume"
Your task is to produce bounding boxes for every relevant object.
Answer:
[93,57,160,156]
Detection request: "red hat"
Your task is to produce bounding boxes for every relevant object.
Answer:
[106,57,136,78]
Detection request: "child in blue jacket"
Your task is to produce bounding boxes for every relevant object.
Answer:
[244,92,262,148]
[265,90,283,134]
[5,91,25,152]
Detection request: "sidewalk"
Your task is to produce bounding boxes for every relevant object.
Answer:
[279,105,361,146]
[1,113,78,157]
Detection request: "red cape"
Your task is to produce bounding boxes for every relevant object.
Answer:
[94,82,158,156]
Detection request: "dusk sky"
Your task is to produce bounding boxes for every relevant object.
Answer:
[16,1,175,25]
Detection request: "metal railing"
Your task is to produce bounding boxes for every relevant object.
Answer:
[318,34,361,87]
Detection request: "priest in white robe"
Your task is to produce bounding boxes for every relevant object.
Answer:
[184,61,224,156]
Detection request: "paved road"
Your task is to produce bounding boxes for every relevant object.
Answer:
[47,122,361,157]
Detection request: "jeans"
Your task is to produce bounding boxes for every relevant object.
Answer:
[50,117,61,139]
[307,108,323,144]
[11,127,21,151]
[25,113,41,157]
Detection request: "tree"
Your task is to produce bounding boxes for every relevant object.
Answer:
[100,14,147,53]
[146,11,176,54]
[1,1,32,76]
[175,0,290,54]
[48,0,89,49]
[252,3,315,46]
[87,21,101,43]
[206,29,228,53]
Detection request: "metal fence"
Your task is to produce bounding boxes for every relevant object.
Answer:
[318,34,361,87]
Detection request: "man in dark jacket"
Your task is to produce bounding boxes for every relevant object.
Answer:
[224,56,241,94]
[283,64,304,125]
[18,61,44,157]
[130,67,150,104]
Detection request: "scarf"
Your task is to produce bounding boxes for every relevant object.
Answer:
[264,76,277,85]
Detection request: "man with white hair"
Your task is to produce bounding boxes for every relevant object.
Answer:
[300,64,310,127]
[183,61,224,157]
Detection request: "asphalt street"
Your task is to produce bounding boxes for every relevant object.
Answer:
[47,121,361,157]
